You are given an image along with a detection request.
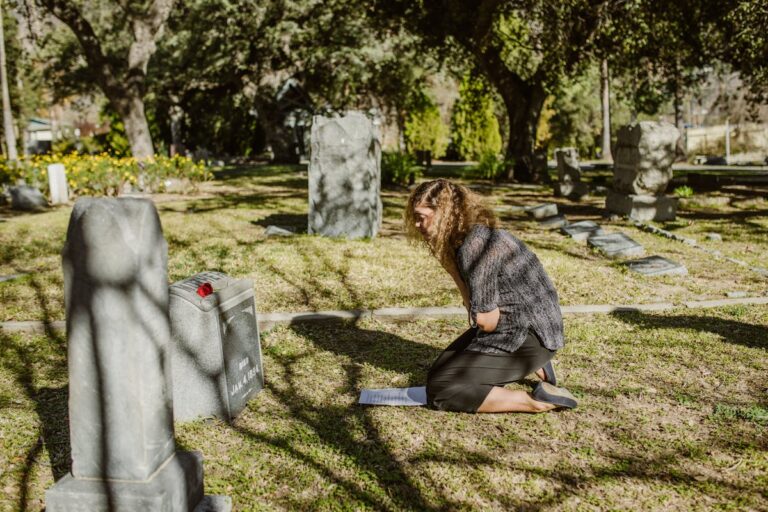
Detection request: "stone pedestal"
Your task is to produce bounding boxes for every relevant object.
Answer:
[606,190,678,221]
[169,271,264,422]
[47,198,229,512]
[308,112,382,239]
[48,163,69,204]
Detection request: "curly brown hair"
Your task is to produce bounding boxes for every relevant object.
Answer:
[404,179,497,266]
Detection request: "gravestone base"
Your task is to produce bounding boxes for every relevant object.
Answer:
[46,451,219,512]
[606,190,678,221]
[555,181,589,200]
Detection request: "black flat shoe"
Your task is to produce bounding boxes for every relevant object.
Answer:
[532,382,577,409]
[541,360,557,386]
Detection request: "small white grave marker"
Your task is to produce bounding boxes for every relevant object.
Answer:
[47,163,69,205]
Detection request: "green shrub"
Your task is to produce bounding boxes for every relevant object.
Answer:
[674,185,694,198]
[381,151,421,186]
[474,151,510,180]
[404,91,448,159]
[4,153,212,197]
[450,74,502,161]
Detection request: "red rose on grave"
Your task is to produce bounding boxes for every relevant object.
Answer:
[196,282,214,297]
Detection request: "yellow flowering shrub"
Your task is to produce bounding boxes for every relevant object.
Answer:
[1,153,212,197]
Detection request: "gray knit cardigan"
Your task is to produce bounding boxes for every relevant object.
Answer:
[456,224,565,354]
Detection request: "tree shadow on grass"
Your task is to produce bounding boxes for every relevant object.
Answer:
[608,310,768,351]
[226,318,448,510]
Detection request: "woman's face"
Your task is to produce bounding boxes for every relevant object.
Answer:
[413,205,436,241]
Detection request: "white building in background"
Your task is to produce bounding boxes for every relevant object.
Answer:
[24,117,54,155]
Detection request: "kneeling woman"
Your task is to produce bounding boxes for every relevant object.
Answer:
[405,179,577,413]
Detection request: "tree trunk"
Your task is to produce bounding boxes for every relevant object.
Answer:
[600,59,612,162]
[114,94,154,159]
[500,82,547,182]
[477,43,547,183]
[0,1,18,162]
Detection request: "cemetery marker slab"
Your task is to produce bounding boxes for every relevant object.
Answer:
[526,203,558,220]
[538,215,568,229]
[561,220,604,241]
[588,232,645,258]
[624,256,688,276]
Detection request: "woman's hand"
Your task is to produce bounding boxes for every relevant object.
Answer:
[475,308,500,333]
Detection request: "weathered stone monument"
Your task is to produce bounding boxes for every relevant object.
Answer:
[526,203,559,220]
[606,121,680,221]
[10,185,47,211]
[308,112,382,239]
[169,271,264,422]
[48,163,69,205]
[554,147,589,199]
[46,198,230,512]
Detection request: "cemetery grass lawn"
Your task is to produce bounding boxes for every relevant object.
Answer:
[1,306,766,510]
[0,164,767,324]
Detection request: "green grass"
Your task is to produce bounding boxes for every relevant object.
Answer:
[1,164,767,323]
[1,307,766,510]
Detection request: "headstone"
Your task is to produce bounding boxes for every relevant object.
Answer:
[561,220,604,242]
[607,121,680,221]
[169,271,264,422]
[308,112,382,239]
[10,185,47,211]
[264,225,295,237]
[48,163,69,204]
[526,203,558,220]
[46,198,230,512]
[612,121,679,195]
[705,232,723,242]
[624,256,688,276]
[538,215,568,229]
[554,147,589,199]
[587,232,645,258]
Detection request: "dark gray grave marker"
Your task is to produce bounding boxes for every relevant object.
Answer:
[625,256,688,276]
[169,271,264,422]
[588,232,644,258]
[538,215,568,229]
[526,203,558,220]
[561,220,604,241]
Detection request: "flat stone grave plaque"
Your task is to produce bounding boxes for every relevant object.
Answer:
[538,215,568,229]
[561,220,604,241]
[624,255,688,276]
[169,271,264,422]
[526,203,558,220]
[588,232,645,258]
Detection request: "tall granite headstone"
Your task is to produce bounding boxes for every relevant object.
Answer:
[308,112,382,239]
[554,147,588,199]
[48,163,69,205]
[46,198,230,512]
[606,121,680,221]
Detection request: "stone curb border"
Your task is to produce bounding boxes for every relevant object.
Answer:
[3,297,767,334]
